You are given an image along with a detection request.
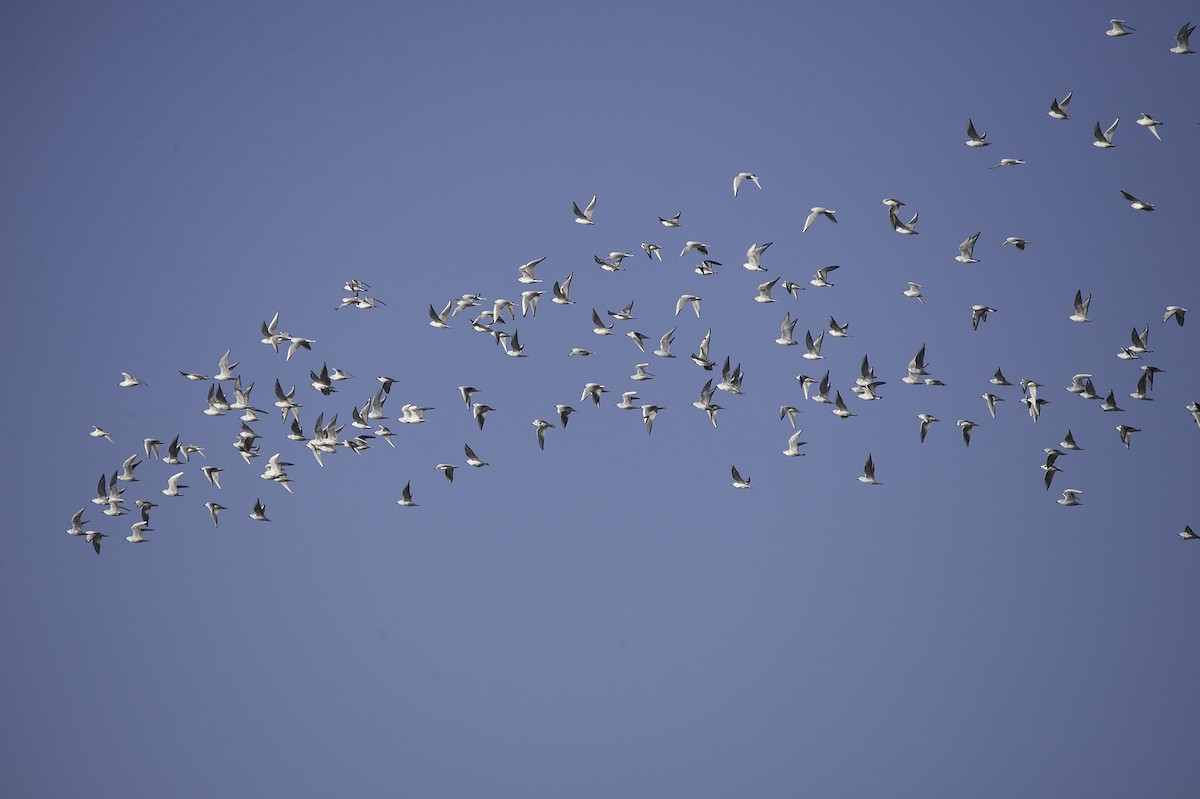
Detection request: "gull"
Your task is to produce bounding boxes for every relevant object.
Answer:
[1188,402,1200,428]
[1181,526,1199,540]
[630,363,654,381]
[531,419,555,450]
[1106,19,1134,36]
[755,278,779,303]
[520,290,543,318]
[399,404,433,424]
[782,429,807,457]
[581,383,608,406]
[694,259,722,276]
[1042,462,1063,491]
[1170,22,1196,53]
[956,232,981,263]
[828,316,850,337]
[1129,324,1152,353]
[1140,365,1163,390]
[143,438,163,459]
[116,453,141,482]
[284,335,315,362]
[374,426,395,447]
[500,329,526,358]
[572,195,596,224]
[452,293,484,316]
[1001,237,1028,250]
[161,471,188,497]
[458,385,480,408]
[802,207,836,233]
[1092,118,1119,148]
[982,392,1004,419]
[556,404,576,428]
[731,466,752,489]
[1061,430,1083,450]
[1057,489,1083,507]
[743,242,772,272]
[691,328,714,370]
[85,530,106,555]
[608,300,636,321]
[1116,424,1140,448]
[918,413,939,443]
[990,368,1012,387]
[627,331,650,352]
[965,118,990,147]
[1137,113,1163,141]
[1120,190,1154,211]
[641,404,664,435]
[594,253,624,272]
[782,280,805,298]
[1129,372,1153,401]
[780,405,800,428]
[1020,395,1049,423]
[733,172,761,197]
[691,379,715,415]
[551,273,575,304]
[858,454,880,485]
[517,257,546,284]
[214,349,238,381]
[261,312,284,352]
[118,372,146,388]
[249,499,270,521]
[903,282,925,304]
[126,520,151,543]
[1078,378,1100,400]
[776,312,798,346]
[654,327,677,358]
[492,298,516,323]
[989,158,1025,169]
[471,403,494,431]
[591,309,615,335]
[396,480,417,507]
[902,346,927,384]
[1066,374,1093,395]
[854,380,885,401]
[811,371,833,404]
[642,243,663,261]
[796,374,816,400]
[90,425,112,442]
[464,443,489,468]
[1049,91,1073,119]
[435,464,456,484]
[1163,306,1188,326]
[273,380,301,422]
[680,241,709,258]
[428,301,453,328]
[67,508,89,536]
[658,212,682,227]
[675,294,702,318]
[1100,390,1124,412]
[344,278,369,293]
[888,206,919,234]
[831,391,856,419]
[568,348,592,357]
[1069,290,1093,322]
[205,502,226,527]
[716,357,744,395]
[810,265,839,287]
[971,305,996,330]
[310,363,335,395]
[802,330,825,360]
[178,370,209,381]
[957,419,979,446]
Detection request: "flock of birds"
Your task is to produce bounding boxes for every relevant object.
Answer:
[66,18,1198,553]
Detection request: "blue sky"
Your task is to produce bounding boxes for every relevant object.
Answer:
[2,2,1198,796]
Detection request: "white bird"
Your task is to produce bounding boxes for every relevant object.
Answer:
[581,383,608,406]
[733,172,761,197]
[989,158,1025,169]
[956,232,981,263]
[679,241,709,258]
[1069,290,1092,323]
[755,278,779,303]
[1057,489,1083,507]
[730,465,751,489]
[810,265,839,287]
[658,212,681,228]
[472,402,494,431]
[990,368,1012,387]
[627,331,650,353]
[260,312,284,351]
[1106,19,1134,37]
[161,471,188,497]
[435,463,456,483]
[809,371,832,404]
[126,520,151,543]
[1181,525,1198,540]
[1130,372,1153,402]
[642,243,663,261]
[982,392,1003,419]
[957,419,979,446]
[608,300,636,321]
[517,256,545,284]
[551,273,576,305]
[568,348,592,357]
[531,419,555,450]
[1048,91,1073,119]
[556,405,576,429]
[591,309,614,335]
[1188,401,1200,428]
[780,405,800,428]
[918,413,939,443]
[520,290,543,318]
[743,242,772,272]
[971,305,996,330]
[831,391,856,419]
[964,119,990,147]
[1137,113,1164,141]
[1163,306,1187,326]
[572,195,596,225]
[464,443,489,468]
[214,349,238,381]
[782,280,805,298]
[1116,424,1141,448]
[675,294,702,318]
[641,404,664,435]
[654,327,677,358]
[1061,430,1083,451]
[858,454,880,485]
[802,330,825,360]
[1001,237,1028,250]
[1021,395,1049,424]
[249,499,270,521]
[205,502,226,527]
[178,370,209,381]
[396,480,417,507]
[802,207,837,233]
[1170,22,1195,53]
[67,508,89,536]
[888,205,919,235]
[691,329,714,370]
[85,530,106,555]
[284,335,315,362]
[776,312,798,346]
[1092,118,1119,148]
[782,429,807,457]
[1100,390,1124,412]
[694,259,721,276]
[1120,190,1155,211]
[827,316,850,337]
[89,425,112,442]
[903,282,925,304]
[118,372,146,388]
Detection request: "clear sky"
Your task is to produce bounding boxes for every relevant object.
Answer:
[2,2,1198,796]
